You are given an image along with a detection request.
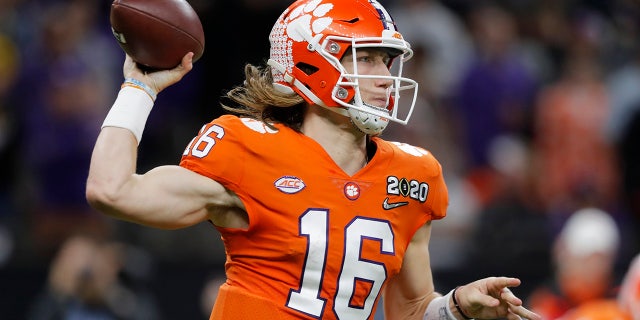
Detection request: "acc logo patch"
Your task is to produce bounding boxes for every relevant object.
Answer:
[274,176,306,194]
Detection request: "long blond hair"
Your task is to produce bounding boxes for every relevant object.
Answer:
[222,63,306,131]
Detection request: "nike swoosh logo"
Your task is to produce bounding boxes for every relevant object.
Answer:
[382,197,409,210]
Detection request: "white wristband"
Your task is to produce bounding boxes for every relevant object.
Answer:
[424,290,456,320]
[102,86,154,144]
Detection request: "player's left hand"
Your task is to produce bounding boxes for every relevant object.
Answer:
[455,277,541,320]
[123,52,194,95]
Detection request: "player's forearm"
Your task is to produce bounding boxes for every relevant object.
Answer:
[86,127,139,216]
[86,81,155,214]
[384,291,438,320]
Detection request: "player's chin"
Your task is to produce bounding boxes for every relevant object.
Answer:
[364,97,389,108]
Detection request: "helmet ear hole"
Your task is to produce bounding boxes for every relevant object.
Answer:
[295,62,319,76]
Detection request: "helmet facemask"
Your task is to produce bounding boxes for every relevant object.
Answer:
[328,35,418,134]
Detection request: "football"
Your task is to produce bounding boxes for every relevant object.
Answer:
[110,0,205,71]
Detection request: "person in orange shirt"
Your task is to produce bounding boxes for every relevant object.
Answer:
[86,0,541,319]
[527,207,622,320]
[555,251,640,320]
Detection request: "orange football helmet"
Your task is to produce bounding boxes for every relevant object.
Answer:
[268,0,418,134]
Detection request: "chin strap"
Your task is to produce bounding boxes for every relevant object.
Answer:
[347,107,389,135]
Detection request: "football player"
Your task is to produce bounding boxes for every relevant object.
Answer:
[87,0,541,319]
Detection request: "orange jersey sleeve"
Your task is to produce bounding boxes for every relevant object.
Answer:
[180,115,449,320]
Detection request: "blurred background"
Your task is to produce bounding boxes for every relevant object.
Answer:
[0,0,638,319]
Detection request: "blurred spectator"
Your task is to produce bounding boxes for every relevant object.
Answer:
[451,3,539,174]
[531,8,620,226]
[526,207,622,320]
[463,134,552,299]
[28,234,160,320]
[13,0,122,260]
[558,250,640,320]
